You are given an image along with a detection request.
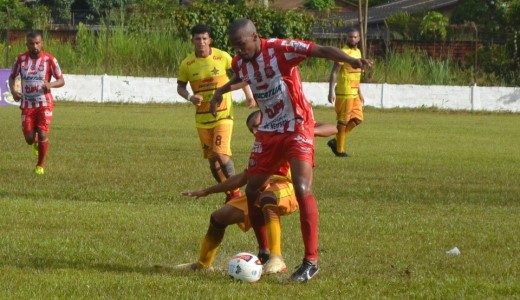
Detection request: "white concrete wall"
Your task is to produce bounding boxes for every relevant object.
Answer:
[53,74,520,112]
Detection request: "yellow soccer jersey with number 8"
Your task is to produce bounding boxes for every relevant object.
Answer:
[178,48,234,128]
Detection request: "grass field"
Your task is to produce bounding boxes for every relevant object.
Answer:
[1,102,519,299]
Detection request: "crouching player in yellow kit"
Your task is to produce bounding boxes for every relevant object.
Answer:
[177,111,337,274]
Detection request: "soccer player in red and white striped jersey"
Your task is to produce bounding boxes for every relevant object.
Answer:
[9,31,65,175]
[211,19,372,282]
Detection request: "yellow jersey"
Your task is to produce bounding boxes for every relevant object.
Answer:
[335,47,362,99]
[178,48,234,128]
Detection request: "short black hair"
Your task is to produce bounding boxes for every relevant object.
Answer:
[191,24,211,38]
[26,31,43,40]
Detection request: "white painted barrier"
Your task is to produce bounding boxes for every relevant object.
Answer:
[53,74,520,112]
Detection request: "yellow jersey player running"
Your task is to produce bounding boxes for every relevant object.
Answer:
[177,24,254,202]
[176,111,337,275]
[327,27,364,157]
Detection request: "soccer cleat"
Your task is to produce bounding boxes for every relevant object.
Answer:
[327,139,348,157]
[289,259,319,282]
[336,152,348,157]
[32,143,39,157]
[225,189,242,203]
[34,166,44,175]
[257,252,270,265]
[263,256,287,274]
[327,139,340,156]
[174,262,213,272]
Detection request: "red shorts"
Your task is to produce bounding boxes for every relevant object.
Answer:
[247,127,315,176]
[21,106,53,134]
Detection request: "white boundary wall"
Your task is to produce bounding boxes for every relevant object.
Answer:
[54,74,520,112]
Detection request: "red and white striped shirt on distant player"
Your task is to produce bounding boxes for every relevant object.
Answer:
[232,38,315,133]
[10,51,63,109]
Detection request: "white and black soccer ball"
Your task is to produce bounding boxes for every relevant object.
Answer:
[228,252,263,282]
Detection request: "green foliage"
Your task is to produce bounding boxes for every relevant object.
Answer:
[127,3,314,51]
[0,0,49,29]
[420,11,449,41]
[386,12,421,40]
[304,0,335,11]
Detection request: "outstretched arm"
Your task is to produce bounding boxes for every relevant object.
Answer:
[311,44,373,69]
[181,171,248,199]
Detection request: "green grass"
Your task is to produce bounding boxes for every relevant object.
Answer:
[1,103,519,298]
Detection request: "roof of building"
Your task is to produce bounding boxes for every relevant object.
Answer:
[342,0,460,24]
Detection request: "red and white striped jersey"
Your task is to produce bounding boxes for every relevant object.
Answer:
[10,51,63,109]
[232,38,315,133]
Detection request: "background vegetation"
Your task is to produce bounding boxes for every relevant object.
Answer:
[1,1,520,85]
[1,103,519,298]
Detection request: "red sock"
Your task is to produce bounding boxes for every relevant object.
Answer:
[247,197,268,251]
[298,194,319,262]
[37,139,48,167]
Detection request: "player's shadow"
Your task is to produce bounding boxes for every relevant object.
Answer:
[1,257,181,275]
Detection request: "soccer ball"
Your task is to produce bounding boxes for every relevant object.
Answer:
[228,252,263,282]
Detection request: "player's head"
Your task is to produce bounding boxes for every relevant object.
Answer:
[345,28,360,48]
[191,24,212,54]
[246,110,261,135]
[228,19,260,62]
[26,31,43,58]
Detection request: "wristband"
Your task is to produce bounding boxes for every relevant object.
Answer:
[186,94,193,101]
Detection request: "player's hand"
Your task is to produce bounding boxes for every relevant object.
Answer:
[210,92,223,117]
[189,94,203,106]
[328,93,335,104]
[42,80,51,92]
[246,96,256,109]
[12,91,22,101]
[181,190,208,199]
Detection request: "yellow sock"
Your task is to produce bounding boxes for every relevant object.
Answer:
[197,222,225,269]
[262,204,282,257]
[336,124,347,153]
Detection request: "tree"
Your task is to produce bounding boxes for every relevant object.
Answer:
[420,11,448,41]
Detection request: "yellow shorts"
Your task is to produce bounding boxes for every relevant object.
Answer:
[196,122,233,158]
[227,178,298,232]
[335,95,364,123]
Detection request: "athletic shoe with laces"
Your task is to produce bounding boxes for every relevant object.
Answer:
[257,252,270,265]
[32,143,39,157]
[174,262,214,272]
[34,166,44,175]
[289,259,319,282]
[263,256,287,274]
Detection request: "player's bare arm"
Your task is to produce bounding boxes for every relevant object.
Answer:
[311,44,373,69]
[8,76,22,101]
[328,63,341,104]
[42,77,65,92]
[210,75,242,116]
[177,81,202,106]
[181,171,248,199]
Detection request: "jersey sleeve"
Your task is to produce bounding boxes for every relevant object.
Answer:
[9,57,21,80]
[50,56,63,79]
[177,58,189,82]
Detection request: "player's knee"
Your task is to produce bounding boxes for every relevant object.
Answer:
[293,182,313,199]
[210,213,228,229]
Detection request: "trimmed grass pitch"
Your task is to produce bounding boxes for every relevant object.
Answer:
[1,102,519,298]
